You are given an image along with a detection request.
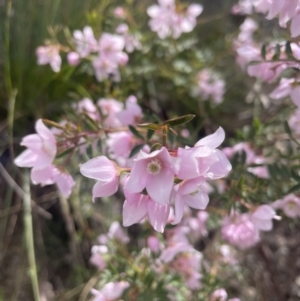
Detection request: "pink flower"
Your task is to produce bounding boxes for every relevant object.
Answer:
[107,221,129,244]
[73,26,98,57]
[210,288,227,301]
[116,24,142,53]
[114,6,126,19]
[122,189,170,232]
[91,281,129,301]
[147,236,161,252]
[79,156,120,201]
[14,119,57,170]
[90,245,108,270]
[67,52,81,66]
[188,211,209,238]
[196,69,225,104]
[147,0,202,39]
[30,165,75,198]
[116,95,143,126]
[222,213,260,250]
[107,131,133,159]
[172,177,209,225]
[36,45,61,72]
[75,98,99,120]
[272,194,300,218]
[97,98,123,128]
[99,33,128,66]
[291,14,300,37]
[176,127,232,181]
[250,205,276,231]
[125,147,175,205]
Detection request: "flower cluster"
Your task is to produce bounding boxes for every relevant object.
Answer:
[147,0,203,39]
[80,127,232,232]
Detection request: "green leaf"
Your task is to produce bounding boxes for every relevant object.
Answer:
[129,144,145,158]
[288,183,300,194]
[137,123,162,130]
[261,44,266,60]
[128,125,144,140]
[284,120,292,136]
[285,41,293,57]
[150,143,162,152]
[162,114,195,127]
[56,146,75,159]
[147,129,155,140]
[272,44,281,60]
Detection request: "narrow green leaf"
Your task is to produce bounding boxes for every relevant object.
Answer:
[261,44,266,60]
[128,125,144,140]
[137,123,162,130]
[162,114,195,127]
[56,146,75,159]
[288,183,300,194]
[285,41,293,57]
[284,120,292,136]
[129,144,145,158]
[150,143,162,152]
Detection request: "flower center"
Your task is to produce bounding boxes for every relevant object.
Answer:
[147,158,162,175]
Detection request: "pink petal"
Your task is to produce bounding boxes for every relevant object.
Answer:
[205,150,232,179]
[21,134,42,152]
[291,15,300,38]
[122,194,148,226]
[80,156,117,181]
[185,192,209,210]
[124,160,148,192]
[291,86,300,107]
[14,149,37,167]
[187,4,203,17]
[252,205,276,219]
[31,166,54,185]
[179,177,204,195]
[53,168,75,198]
[33,150,55,169]
[195,127,225,148]
[146,167,174,205]
[35,119,55,143]
[92,177,119,201]
[172,194,185,225]
[147,198,170,233]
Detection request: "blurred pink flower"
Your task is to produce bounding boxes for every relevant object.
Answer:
[90,245,108,270]
[107,131,133,158]
[147,235,161,252]
[91,281,129,301]
[116,23,142,53]
[73,26,98,57]
[250,204,276,231]
[67,52,81,66]
[210,288,228,301]
[196,69,225,104]
[222,213,260,249]
[36,45,61,72]
[116,95,143,126]
[114,6,126,19]
[97,98,123,128]
[80,156,120,201]
[289,109,300,135]
[107,221,130,244]
[272,193,300,218]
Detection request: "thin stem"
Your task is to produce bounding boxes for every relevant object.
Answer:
[162,125,168,147]
[23,170,41,301]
